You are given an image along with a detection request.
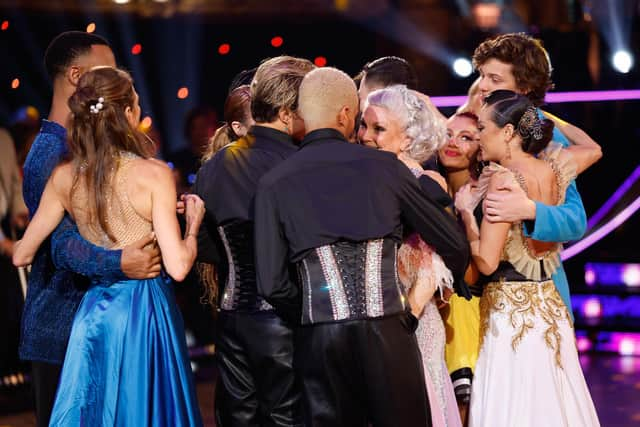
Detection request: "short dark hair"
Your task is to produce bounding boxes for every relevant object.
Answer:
[44,31,111,81]
[360,56,419,90]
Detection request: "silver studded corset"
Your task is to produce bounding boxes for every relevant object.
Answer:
[297,238,406,325]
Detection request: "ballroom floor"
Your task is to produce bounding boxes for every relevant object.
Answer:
[1,354,640,427]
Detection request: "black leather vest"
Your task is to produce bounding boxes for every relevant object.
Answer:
[296,238,406,325]
[218,222,273,312]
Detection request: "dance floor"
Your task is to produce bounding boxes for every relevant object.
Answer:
[1,354,639,427]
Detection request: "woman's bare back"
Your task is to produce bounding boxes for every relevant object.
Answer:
[61,154,158,249]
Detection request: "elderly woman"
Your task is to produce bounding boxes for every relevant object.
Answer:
[359,84,463,427]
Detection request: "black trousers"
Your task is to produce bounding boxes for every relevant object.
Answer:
[31,361,62,427]
[295,313,432,427]
[215,310,302,427]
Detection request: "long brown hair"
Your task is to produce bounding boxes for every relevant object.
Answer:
[201,84,252,162]
[67,66,153,242]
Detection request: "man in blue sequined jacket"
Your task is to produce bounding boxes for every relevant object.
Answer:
[20,31,161,427]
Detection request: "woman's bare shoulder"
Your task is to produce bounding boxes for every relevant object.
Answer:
[130,157,174,181]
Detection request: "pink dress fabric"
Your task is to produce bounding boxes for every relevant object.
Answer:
[398,233,462,427]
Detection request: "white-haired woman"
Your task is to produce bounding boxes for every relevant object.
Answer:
[359,84,463,427]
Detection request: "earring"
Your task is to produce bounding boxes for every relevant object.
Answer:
[506,141,512,160]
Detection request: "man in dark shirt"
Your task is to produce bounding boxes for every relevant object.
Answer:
[193,55,315,426]
[255,67,470,426]
[20,31,161,427]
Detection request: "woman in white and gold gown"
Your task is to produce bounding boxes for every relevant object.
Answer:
[455,89,600,427]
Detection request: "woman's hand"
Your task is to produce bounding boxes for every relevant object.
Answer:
[184,194,205,235]
[454,183,475,214]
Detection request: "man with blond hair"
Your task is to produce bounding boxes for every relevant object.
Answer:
[194,55,315,426]
[255,66,470,426]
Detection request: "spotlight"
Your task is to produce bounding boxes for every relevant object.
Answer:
[113,0,130,4]
[583,298,602,318]
[177,87,189,99]
[622,264,640,287]
[584,267,596,286]
[452,58,473,78]
[314,56,327,67]
[612,50,633,73]
[576,336,591,352]
[619,337,635,356]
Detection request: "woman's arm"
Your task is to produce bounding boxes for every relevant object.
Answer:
[13,167,68,266]
[456,175,511,275]
[148,161,204,282]
[542,111,602,174]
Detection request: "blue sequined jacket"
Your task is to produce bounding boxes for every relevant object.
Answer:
[19,120,125,364]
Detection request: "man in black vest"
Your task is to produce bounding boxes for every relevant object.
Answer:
[255,66,470,427]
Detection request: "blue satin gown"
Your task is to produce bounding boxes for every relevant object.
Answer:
[49,274,203,426]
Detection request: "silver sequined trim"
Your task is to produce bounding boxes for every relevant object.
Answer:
[259,299,274,311]
[218,227,236,310]
[302,259,314,323]
[394,245,406,309]
[317,246,350,320]
[365,239,384,317]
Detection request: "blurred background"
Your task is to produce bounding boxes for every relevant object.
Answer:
[1,0,639,426]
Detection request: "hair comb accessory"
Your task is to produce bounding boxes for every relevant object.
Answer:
[517,106,543,140]
[89,97,105,114]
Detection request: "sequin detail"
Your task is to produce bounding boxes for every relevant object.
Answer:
[301,259,314,323]
[394,245,406,309]
[316,246,351,320]
[73,153,152,249]
[218,226,237,310]
[365,239,384,317]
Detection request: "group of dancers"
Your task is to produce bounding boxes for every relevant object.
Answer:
[13,29,602,426]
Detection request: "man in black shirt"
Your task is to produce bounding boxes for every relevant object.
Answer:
[255,67,470,427]
[193,55,315,427]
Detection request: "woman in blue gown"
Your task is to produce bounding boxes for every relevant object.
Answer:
[14,66,204,426]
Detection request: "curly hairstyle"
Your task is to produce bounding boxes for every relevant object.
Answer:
[366,84,446,162]
[67,66,153,242]
[472,33,553,107]
[483,89,554,156]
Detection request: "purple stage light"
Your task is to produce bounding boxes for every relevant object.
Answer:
[576,337,590,353]
[587,166,640,230]
[545,90,640,103]
[619,337,635,356]
[622,264,640,287]
[562,195,640,261]
[576,336,592,352]
[583,298,603,318]
[431,89,640,108]
[584,267,597,286]
[572,332,640,356]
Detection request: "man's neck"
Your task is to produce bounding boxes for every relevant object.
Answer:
[47,81,72,128]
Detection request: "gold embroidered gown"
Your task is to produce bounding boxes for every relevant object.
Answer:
[468,145,599,427]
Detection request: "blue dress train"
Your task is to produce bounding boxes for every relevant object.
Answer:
[49,275,203,426]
